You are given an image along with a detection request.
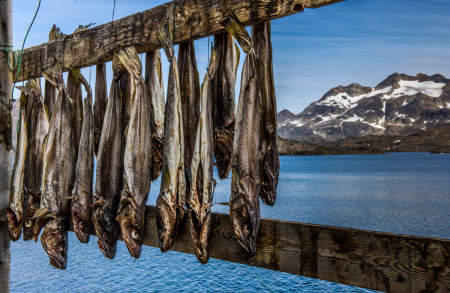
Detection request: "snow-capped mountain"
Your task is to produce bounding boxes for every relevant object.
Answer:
[278,73,450,142]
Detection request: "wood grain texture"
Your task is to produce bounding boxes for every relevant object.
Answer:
[85,206,448,293]
[0,0,12,291]
[13,0,343,82]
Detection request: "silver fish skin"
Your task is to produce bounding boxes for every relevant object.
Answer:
[37,66,75,269]
[253,21,279,206]
[7,92,28,241]
[92,54,123,259]
[156,24,186,252]
[94,63,108,155]
[221,14,262,255]
[22,79,50,242]
[212,32,240,179]
[68,68,84,154]
[178,41,200,171]
[188,48,219,264]
[116,47,152,259]
[145,50,165,181]
[71,72,94,244]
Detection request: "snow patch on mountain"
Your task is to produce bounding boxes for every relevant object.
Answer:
[277,73,450,142]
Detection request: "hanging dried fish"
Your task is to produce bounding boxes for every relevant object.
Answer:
[221,14,262,255]
[7,91,28,241]
[145,50,165,181]
[116,47,152,258]
[188,48,219,264]
[93,63,108,155]
[92,54,123,259]
[156,23,186,252]
[178,41,200,173]
[119,68,133,138]
[35,66,75,269]
[71,71,94,244]
[67,68,84,153]
[253,21,279,206]
[22,80,49,241]
[212,32,240,179]
[44,25,64,119]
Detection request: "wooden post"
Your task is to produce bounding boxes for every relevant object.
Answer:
[0,0,12,292]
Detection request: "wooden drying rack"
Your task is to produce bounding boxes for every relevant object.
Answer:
[0,0,449,292]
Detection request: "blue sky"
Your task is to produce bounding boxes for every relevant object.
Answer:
[11,0,450,113]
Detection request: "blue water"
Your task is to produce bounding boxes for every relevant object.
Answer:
[10,153,450,292]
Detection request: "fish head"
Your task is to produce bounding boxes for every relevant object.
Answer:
[71,202,91,243]
[23,218,39,242]
[92,203,117,259]
[156,195,177,252]
[230,176,261,255]
[41,219,68,270]
[117,201,144,259]
[191,212,212,265]
[6,208,22,241]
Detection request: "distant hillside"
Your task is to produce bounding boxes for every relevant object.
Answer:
[278,73,450,143]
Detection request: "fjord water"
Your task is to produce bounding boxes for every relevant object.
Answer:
[10,153,450,292]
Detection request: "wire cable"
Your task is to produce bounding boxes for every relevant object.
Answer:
[11,0,42,100]
[112,0,117,21]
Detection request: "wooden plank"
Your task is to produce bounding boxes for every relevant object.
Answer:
[0,0,12,292]
[13,0,343,82]
[115,206,449,293]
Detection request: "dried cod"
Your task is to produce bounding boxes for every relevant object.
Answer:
[36,66,75,269]
[145,50,165,181]
[116,47,152,258]
[7,90,29,241]
[21,80,49,241]
[67,68,84,153]
[221,15,262,255]
[188,48,219,264]
[178,41,200,172]
[156,24,186,252]
[94,63,108,155]
[212,32,240,179]
[92,54,123,259]
[71,71,94,243]
[253,21,279,205]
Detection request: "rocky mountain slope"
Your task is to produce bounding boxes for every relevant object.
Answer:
[278,73,450,143]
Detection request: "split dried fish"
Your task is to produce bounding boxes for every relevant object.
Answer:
[92,54,123,259]
[44,25,64,119]
[71,71,94,244]
[116,47,152,258]
[68,68,84,153]
[221,15,262,255]
[94,63,108,155]
[7,91,28,241]
[212,32,240,179]
[36,66,75,269]
[156,24,186,252]
[188,48,219,264]
[21,80,49,242]
[253,21,279,206]
[145,50,165,181]
[178,41,200,171]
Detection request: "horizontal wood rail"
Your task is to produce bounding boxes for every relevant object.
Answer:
[12,0,343,82]
[78,206,450,293]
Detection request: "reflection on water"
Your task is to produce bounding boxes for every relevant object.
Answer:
[11,153,450,292]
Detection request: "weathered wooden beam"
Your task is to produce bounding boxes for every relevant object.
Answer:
[13,0,343,82]
[117,206,449,293]
[0,0,12,292]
